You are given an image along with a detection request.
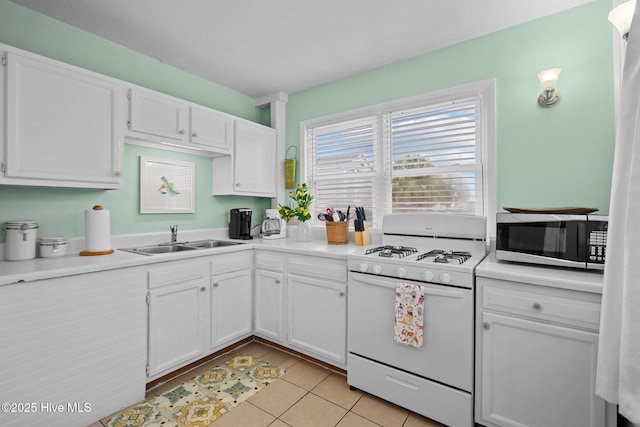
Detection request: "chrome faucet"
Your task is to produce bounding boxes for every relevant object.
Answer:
[170,225,178,243]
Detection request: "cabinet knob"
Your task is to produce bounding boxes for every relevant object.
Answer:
[178,129,185,135]
[275,279,281,284]
[192,132,198,138]
[532,302,542,311]
[113,171,121,177]
[236,183,241,187]
[200,287,206,292]
[483,322,490,330]
[339,292,346,297]
[213,282,219,288]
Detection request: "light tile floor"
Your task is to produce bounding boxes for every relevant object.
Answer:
[91,340,446,427]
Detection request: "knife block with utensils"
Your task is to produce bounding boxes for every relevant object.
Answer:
[355,221,371,246]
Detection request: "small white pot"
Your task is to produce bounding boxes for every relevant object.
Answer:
[39,236,68,258]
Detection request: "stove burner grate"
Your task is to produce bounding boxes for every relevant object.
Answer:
[417,250,472,264]
[365,245,418,258]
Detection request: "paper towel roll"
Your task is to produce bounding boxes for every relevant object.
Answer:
[84,208,111,252]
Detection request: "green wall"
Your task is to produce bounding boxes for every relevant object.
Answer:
[0,0,271,239]
[0,0,616,241]
[287,0,615,216]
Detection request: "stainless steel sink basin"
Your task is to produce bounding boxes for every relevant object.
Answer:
[186,240,240,249]
[120,239,242,256]
[135,245,198,254]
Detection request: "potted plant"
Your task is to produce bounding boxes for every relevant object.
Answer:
[277,183,314,241]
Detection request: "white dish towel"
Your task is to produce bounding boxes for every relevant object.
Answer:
[394,283,425,349]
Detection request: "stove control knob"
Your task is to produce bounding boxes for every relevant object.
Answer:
[441,272,452,284]
[359,263,369,273]
[373,265,383,274]
[397,267,407,278]
[422,271,434,282]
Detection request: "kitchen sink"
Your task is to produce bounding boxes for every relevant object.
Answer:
[134,245,198,254]
[120,239,242,256]
[185,240,240,249]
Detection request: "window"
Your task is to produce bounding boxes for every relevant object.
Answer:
[301,79,495,230]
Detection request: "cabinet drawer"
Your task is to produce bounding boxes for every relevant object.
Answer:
[148,259,208,289]
[211,250,253,275]
[482,285,601,331]
[255,251,285,272]
[348,353,472,427]
[288,255,347,282]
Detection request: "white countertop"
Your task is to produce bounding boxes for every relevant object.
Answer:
[476,254,604,294]
[0,227,377,286]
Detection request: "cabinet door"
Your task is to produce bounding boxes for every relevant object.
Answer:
[4,51,122,188]
[479,312,605,427]
[211,269,253,349]
[148,279,208,377]
[189,105,233,153]
[233,120,276,196]
[254,269,284,343]
[128,88,187,141]
[287,274,347,365]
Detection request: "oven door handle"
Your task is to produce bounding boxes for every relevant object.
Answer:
[350,274,466,299]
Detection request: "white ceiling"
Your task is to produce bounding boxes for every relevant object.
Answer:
[12,0,596,100]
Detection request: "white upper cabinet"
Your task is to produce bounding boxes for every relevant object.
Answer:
[1,49,123,189]
[212,120,277,197]
[0,43,274,189]
[127,88,187,142]
[125,88,238,157]
[189,105,233,154]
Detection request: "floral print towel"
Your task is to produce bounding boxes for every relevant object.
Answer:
[394,283,425,349]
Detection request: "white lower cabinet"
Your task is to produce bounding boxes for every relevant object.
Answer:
[287,274,347,365]
[0,267,147,427]
[475,277,608,427]
[254,267,284,343]
[146,249,348,380]
[210,251,253,350]
[147,259,209,379]
[253,251,348,367]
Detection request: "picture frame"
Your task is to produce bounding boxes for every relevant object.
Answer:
[140,157,195,213]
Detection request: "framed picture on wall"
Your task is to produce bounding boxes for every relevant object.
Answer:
[140,157,195,213]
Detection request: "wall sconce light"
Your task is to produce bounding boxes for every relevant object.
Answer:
[609,0,636,40]
[537,68,561,108]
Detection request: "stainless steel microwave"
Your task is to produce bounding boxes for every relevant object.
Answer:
[496,213,608,270]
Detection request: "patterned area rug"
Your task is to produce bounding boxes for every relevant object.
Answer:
[107,354,284,427]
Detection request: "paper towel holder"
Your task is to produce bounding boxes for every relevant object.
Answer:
[80,205,114,256]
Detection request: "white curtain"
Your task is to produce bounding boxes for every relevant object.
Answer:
[596,2,640,424]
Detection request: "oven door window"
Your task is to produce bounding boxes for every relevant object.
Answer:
[497,221,585,262]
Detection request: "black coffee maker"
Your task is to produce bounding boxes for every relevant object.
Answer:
[229,208,253,240]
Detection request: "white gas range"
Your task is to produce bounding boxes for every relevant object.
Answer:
[347,213,487,427]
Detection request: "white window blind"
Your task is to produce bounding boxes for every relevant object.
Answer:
[302,81,492,229]
[385,98,482,215]
[306,117,379,225]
